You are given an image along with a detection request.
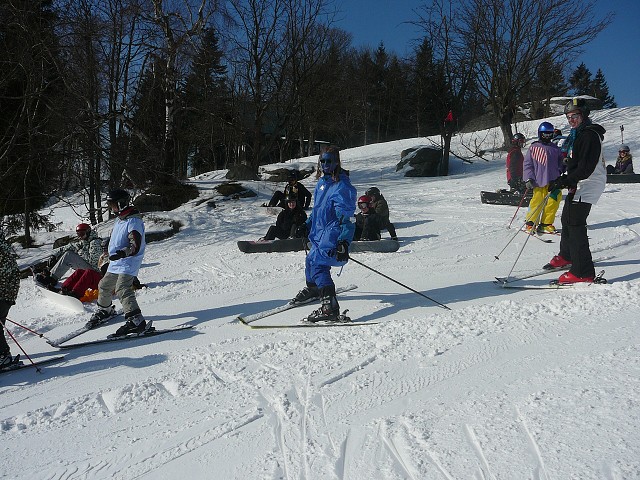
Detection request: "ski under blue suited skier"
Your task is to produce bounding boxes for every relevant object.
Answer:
[292,146,357,322]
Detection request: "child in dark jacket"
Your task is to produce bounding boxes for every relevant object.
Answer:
[354,195,384,241]
[262,194,308,240]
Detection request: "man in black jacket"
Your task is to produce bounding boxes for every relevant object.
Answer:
[545,98,606,284]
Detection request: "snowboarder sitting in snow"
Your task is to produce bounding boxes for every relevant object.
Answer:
[261,194,308,241]
[523,122,565,234]
[365,187,398,241]
[606,145,633,174]
[35,223,103,291]
[0,231,20,368]
[354,195,383,241]
[86,189,148,336]
[266,170,312,209]
[58,242,110,299]
[292,146,356,323]
[506,133,526,193]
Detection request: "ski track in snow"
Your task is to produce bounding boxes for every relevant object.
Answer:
[3,107,640,479]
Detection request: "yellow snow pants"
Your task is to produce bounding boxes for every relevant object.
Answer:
[526,185,562,225]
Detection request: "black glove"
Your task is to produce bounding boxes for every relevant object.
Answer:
[109,250,127,261]
[548,175,567,192]
[525,179,535,190]
[296,223,308,238]
[336,241,349,262]
[47,255,58,268]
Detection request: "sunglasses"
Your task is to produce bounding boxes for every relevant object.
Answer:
[619,150,629,154]
[566,113,581,121]
[320,153,336,164]
[358,202,369,209]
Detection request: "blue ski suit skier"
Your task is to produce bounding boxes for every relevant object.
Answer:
[292,146,357,322]
[87,189,149,336]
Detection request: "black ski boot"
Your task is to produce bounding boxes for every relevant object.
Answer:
[35,270,59,291]
[291,282,320,304]
[113,312,152,337]
[0,352,18,369]
[305,286,344,323]
[86,304,117,329]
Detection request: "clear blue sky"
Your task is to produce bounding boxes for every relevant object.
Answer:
[336,0,640,107]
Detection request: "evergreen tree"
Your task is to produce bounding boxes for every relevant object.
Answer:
[180,27,229,175]
[0,0,65,241]
[591,69,617,108]
[568,62,592,95]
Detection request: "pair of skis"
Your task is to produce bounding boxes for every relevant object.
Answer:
[237,284,377,328]
[495,268,607,289]
[47,311,192,349]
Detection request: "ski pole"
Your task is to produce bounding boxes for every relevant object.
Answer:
[507,188,529,229]
[348,256,451,311]
[502,193,551,279]
[494,190,551,260]
[5,318,49,340]
[3,325,42,372]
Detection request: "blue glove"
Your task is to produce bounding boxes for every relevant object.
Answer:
[336,241,349,262]
[109,250,126,261]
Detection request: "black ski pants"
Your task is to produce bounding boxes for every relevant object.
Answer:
[559,193,595,278]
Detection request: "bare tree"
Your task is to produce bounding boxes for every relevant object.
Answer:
[414,0,480,171]
[457,0,612,145]
[225,0,335,176]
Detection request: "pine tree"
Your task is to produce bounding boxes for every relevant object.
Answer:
[181,27,229,175]
[568,62,592,95]
[591,69,617,108]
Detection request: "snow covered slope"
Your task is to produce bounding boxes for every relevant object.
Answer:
[2,107,640,479]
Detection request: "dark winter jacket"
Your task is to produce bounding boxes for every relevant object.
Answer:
[613,153,634,174]
[276,205,308,238]
[0,233,20,304]
[506,147,524,184]
[54,230,103,270]
[354,211,384,241]
[370,194,392,224]
[284,182,312,208]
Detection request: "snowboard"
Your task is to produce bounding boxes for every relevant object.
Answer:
[237,238,400,254]
[35,283,85,313]
[480,190,532,206]
[606,173,640,184]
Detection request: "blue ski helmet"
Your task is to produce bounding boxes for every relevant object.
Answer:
[538,122,555,143]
